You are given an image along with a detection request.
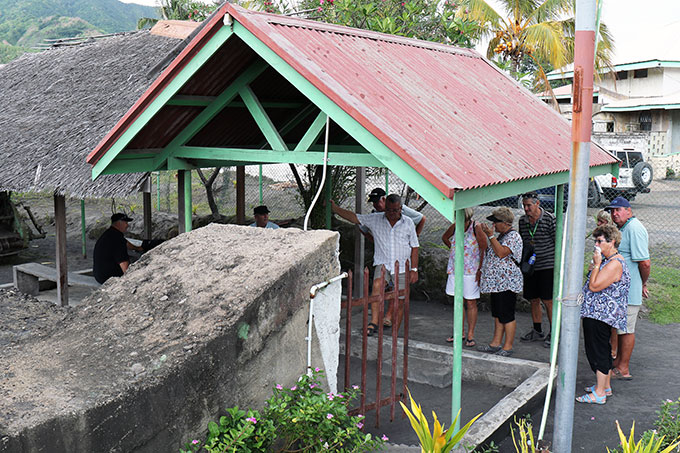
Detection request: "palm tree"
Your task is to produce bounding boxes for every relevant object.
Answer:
[458,0,614,96]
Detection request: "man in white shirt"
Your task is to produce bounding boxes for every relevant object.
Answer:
[331,194,419,336]
[362,187,426,236]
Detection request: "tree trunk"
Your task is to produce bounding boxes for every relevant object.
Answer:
[196,168,222,219]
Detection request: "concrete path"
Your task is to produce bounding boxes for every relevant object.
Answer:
[362,297,680,452]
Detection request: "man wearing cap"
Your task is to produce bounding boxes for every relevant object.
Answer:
[608,197,650,380]
[93,213,143,284]
[331,194,419,335]
[363,188,426,236]
[518,192,556,348]
[250,205,279,229]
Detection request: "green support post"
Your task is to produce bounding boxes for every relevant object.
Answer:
[324,172,332,229]
[385,171,389,194]
[451,207,465,430]
[156,172,161,211]
[259,165,263,204]
[184,170,192,232]
[80,199,86,258]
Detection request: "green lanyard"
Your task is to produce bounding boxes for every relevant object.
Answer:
[527,220,539,242]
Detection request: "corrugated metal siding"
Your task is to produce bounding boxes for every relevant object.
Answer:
[232,7,616,193]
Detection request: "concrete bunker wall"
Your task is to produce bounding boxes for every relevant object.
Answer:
[0,224,340,452]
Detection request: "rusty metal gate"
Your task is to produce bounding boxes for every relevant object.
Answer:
[341,261,412,428]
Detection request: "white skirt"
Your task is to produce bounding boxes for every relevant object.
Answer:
[446,273,480,299]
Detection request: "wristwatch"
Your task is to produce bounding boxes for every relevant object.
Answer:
[411,268,418,272]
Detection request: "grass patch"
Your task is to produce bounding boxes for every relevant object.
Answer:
[647,263,680,325]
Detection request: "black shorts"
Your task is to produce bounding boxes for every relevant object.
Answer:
[489,290,517,324]
[582,317,613,375]
[523,268,554,301]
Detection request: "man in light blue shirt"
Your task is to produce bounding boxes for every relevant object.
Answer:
[608,197,650,380]
[250,205,279,229]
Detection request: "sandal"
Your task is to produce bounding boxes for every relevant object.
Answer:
[446,336,465,343]
[584,385,612,396]
[464,338,477,348]
[612,368,633,380]
[576,392,606,405]
[477,344,502,353]
[366,322,378,337]
[383,319,392,328]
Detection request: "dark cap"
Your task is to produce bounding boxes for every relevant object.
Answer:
[253,205,270,215]
[486,207,514,224]
[367,187,386,203]
[111,213,133,223]
[605,196,631,210]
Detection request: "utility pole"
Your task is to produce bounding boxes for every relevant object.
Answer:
[553,0,597,451]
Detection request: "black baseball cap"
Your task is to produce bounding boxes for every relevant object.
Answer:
[253,205,270,215]
[367,188,386,203]
[111,213,132,223]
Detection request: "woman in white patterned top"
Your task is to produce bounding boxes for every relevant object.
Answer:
[478,207,523,357]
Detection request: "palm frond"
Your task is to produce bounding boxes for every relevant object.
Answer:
[458,0,505,29]
[531,0,572,24]
[524,21,568,69]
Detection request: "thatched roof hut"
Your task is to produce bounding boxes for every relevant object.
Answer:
[0,28,192,198]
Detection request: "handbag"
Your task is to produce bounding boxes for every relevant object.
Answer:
[520,242,536,276]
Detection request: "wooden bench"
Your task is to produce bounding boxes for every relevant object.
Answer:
[13,263,100,296]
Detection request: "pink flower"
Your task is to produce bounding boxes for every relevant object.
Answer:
[276,384,283,390]
[327,393,335,400]
[315,367,321,372]
[291,385,297,391]
[591,416,595,420]
[310,383,317,389]
[246,417,257,424]
[382,434,389,441]
[192,439,200,445]
[327,413,334,419]
[352,385,359,390]
[356,422,364,429]
[335,394,344,398]
[358,414,364,419]
[317,6,322,11]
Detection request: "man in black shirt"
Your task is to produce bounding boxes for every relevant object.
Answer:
[93,213,143,284]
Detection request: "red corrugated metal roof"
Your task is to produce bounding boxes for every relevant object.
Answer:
[88,3,617,197]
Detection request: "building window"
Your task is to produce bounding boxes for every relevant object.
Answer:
[617,71,628,80]
[639,112,652,131]
[634,68,648,78]
[606,122,614,132]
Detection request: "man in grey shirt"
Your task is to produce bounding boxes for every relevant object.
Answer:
[360,188,426,237]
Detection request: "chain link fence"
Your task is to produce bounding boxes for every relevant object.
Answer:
[143,164,679,270]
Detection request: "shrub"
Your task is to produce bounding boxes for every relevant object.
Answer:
[264,369,384,452]
[182,369,385,452]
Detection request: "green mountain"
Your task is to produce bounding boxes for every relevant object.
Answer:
[0,0,158,47]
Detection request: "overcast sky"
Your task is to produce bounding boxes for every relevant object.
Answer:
[119,0,680,63]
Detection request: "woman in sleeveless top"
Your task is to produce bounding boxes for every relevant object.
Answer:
[442,207,488,346]
[576,224,630,405]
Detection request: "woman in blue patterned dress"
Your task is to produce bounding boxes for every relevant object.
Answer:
[576,224,630,405]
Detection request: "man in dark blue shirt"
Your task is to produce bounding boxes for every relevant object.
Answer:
[93,213,142,284]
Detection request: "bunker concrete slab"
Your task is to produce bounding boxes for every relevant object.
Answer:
[0,224,339,452]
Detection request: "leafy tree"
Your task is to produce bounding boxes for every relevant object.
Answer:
[137,0,220,28]
[299,0,481,48]
[458,0,614,95]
